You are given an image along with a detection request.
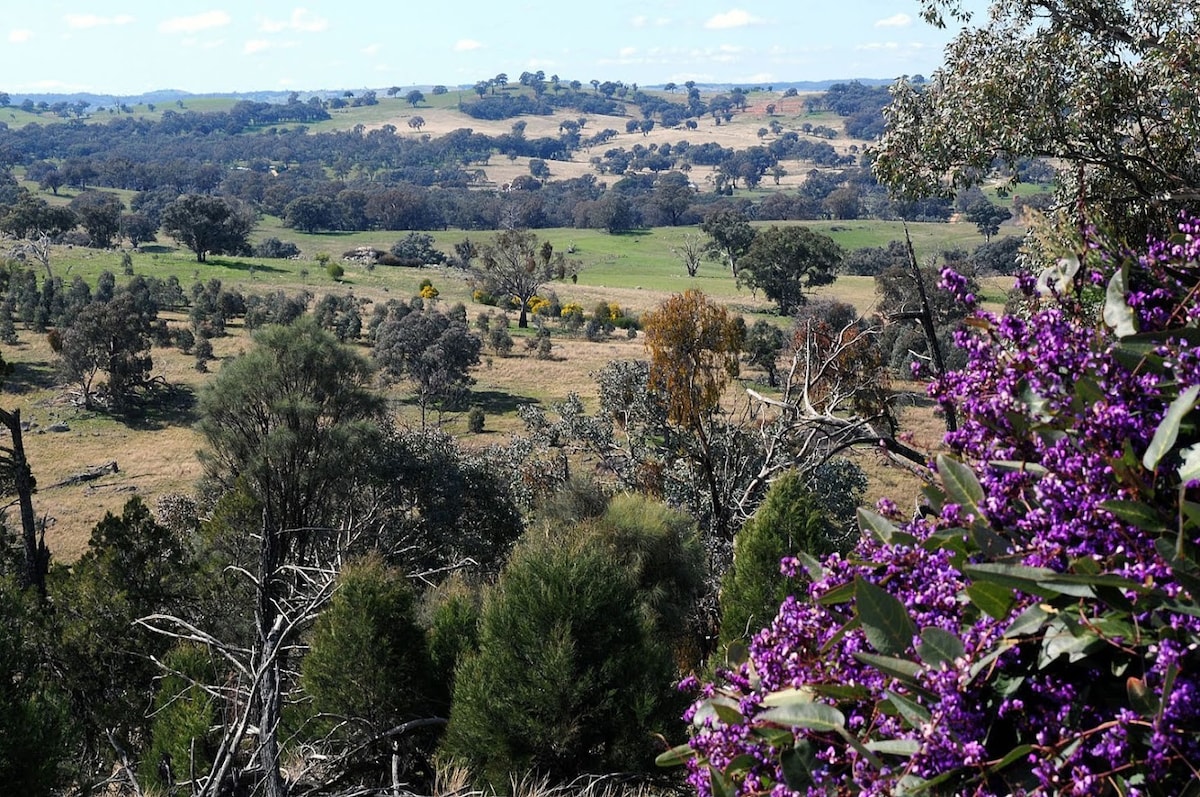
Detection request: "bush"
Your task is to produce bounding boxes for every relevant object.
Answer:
[488,327,513,356]
[142,643,219,791]
[252,237,302,259]
[467,406,485,433]
[326,261,344,280]
[438,534,682,789]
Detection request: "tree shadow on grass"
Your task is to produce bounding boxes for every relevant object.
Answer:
[205,258,287,273]
[469,389,539,415]
[4,359,61,396]
[120,382,199,431]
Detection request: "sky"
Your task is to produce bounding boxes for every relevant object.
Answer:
[1,1,987,97]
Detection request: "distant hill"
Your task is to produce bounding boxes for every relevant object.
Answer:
[6,78,899,109]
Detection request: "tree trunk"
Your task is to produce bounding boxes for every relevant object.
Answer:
[255,512,287,797]
[0,409,46,596]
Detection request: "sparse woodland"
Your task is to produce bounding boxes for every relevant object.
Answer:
[1,1,1199,795]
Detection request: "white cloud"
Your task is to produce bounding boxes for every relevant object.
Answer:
[159,11,231,35]
[619,46,637,57]
[362,43,381,56]
[65,14,135,29]
[8,29,33,43]
[856,41,901,51]
[705,9,763,30]
[454,38,482,51]
[260,8,328,33]
[875,13,912,28]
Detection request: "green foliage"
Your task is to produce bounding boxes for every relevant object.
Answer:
[420,573,483,703]
[0,576,72,792]
[143,643,220,791]
[161,193,255,262]
[301,553,440,770]
[739,226,842,316]
[719,471,849,650]
[48,498,195,781]
[439,532,683,789]
[196,316,384,549]
[467,405,485,433]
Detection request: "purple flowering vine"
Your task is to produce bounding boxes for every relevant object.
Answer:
[668,217,1200,796]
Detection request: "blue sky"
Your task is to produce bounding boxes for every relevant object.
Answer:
[1,2,986,96]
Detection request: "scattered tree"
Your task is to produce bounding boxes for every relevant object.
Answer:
[739,225,842,315]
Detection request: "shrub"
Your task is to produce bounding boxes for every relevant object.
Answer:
[325,261,344,280]
[467,406,485,433]
[252,237,302,259]
[472,289,498,306]
[488,327,513,356]
[438,534,682,789]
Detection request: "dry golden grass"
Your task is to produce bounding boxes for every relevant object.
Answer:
[368,93,867,194]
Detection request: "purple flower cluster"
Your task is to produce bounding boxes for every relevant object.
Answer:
[679,218,1200,796]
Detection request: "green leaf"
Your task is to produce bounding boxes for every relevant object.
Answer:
[886,690,932,728]
[854,651,926,691]
[1103,265,1137,337]
[780,741,817,791]
[1039,617,1102,667]
[937,454,985,511]
[984,744,1035,776]
[796,551,827,582]
[856,577,917,656]
[1004,603,1052,638]
[1126,676,1157,718]
[966,563,1094,598]
[1144,384,1200,471]
[709,766,734,797]
[858,507,900,544]
[917,627,966,666]
[655,743,696,768]
[1099,501,1166,532]
[1180,443,1200,484]
[866,739,921,756]
[987,459,1049,477]
[966,581,1014,620]
[758,701,846,733]
[692,696,742,726]
[760,687,814,708]
[1159,660,1179,724]
[815,580,855,606]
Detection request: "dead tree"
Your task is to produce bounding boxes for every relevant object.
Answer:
[0,407,47,595]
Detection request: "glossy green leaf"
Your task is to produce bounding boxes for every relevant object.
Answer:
[1101,500,1169,532]
[858,507,901,543]
[966,581,1015,620]
[937,454,985,511]
[760,687,814,708]
[886,690,932,728]
[655,743,696,767]
[1103,265,1137,337]
[854,651,926,691]
[1143,384,1200,471]
[856,577,917,656]
[758,701,846,733]
[780,741,817,791]
[866,739,921,756]
[917,627,965,666]
[1004,603,1052,638]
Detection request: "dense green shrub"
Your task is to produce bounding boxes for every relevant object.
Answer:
[439,533,682,789]
[718,470,849,651]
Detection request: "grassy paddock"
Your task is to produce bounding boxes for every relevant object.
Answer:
[4,212,1001,558]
